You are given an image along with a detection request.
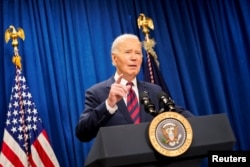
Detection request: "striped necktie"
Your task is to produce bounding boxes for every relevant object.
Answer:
[126,82,140,124]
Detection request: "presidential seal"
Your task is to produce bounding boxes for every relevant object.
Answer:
[148,112,193,157]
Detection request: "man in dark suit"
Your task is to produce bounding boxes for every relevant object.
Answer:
[75,34,193,142]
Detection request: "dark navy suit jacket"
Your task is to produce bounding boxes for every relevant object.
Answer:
[76,76,193,142]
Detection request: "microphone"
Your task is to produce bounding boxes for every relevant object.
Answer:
[140,91,157,116]
[158,91,175,113]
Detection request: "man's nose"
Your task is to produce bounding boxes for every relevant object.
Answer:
[130,53,138,60]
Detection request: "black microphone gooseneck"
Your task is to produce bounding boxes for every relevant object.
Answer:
[158,91,175,113]
[140,91,157,116]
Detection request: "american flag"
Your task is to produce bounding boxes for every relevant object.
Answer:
[0,69,59,167]
[144,51,172,97]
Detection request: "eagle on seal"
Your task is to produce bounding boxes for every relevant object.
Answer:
[161,123,182,146]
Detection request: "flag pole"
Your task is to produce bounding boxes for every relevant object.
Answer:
[137,13,159,82]
[2,25,59,167]
[4,25,30,166]
[137,14,172,97]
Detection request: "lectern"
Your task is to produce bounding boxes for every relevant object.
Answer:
[84,113,236,167]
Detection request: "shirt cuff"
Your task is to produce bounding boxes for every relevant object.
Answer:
[105,100,118,114]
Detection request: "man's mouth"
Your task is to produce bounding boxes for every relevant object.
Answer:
[128,65,137,67]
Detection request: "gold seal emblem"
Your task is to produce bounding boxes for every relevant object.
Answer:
[148,112,193,157]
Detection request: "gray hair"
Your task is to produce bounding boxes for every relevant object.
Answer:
[111,34,141,54]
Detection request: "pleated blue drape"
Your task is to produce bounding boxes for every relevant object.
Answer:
[1,0,249,166]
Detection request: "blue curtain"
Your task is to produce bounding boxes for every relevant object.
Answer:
[0,0,249,166]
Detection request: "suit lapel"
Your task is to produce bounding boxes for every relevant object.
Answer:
[106,76,134,123]
[117,100,134,124]
[137,81,148,122]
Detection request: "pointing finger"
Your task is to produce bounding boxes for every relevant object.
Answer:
[116,74,123,84]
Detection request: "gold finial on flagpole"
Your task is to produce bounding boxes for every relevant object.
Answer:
[5,25,25,70]
[137,14,159,67]
[137,13,154,41]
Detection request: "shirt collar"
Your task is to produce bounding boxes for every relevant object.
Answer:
[114,72,137,87]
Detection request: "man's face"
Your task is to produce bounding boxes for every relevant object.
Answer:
[112,38,142,81]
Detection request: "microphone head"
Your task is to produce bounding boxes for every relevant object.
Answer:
[141,91,149,97]
[140,91,157,116]
[140,91,149,103]
[157,91,168,99]
[157,91,169,104]
[158,91,175,111]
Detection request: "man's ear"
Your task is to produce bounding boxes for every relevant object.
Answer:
[112,53,117,66]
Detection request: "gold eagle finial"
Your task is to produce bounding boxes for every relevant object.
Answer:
[137,13,154,40]
[5,25,25,47]
[4,25,25,70]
